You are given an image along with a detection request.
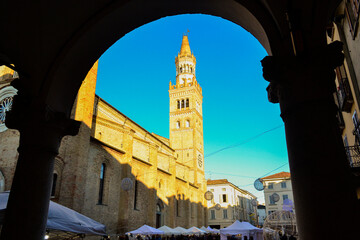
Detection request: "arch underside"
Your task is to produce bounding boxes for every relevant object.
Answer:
[0,0,339,116]
[0,0,285,116]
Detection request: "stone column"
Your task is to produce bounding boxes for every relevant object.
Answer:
[0,79,80,240]
[262,41,359,239]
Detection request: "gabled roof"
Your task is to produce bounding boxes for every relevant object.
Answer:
[207,179,256,198]
[261,171,291,180]
[207,179,229,185]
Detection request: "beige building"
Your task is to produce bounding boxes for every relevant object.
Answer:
[261,172,295,216]
[327,1,360,172]
[0,35,207,236]
[206,179,257,229]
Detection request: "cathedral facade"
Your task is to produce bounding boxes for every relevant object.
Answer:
[0,36,207,235]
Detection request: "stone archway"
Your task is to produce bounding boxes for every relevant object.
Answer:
[3,0,286,117]
[1,1,358,240]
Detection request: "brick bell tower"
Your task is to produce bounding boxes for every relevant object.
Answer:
[169,34,204,186]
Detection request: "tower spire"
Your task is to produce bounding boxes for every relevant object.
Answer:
[179,35,191,56]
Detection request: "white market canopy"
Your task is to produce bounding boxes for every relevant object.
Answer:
[187,226,206,235]
[200,226,211,233]
[206,226,220,233]
[127,225,164,235]
[158,225,182,235]
[0,191,106,236]
[220,220,263,240]
[173,226,190,234]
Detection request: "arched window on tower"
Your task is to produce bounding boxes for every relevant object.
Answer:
[98,163,106,204]
[186,120,190,128]
[177,100,180,109]
[186,99,189,108]
[181,99,185,108]
[180,67,183,73]
[176,121,180,129]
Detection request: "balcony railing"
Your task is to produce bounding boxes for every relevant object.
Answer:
[345,145,360,168]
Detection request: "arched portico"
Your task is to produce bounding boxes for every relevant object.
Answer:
[1,0,359,239]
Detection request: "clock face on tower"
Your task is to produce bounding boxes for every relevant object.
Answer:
[198,154,203,168]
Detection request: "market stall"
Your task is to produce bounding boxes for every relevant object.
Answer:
[220,220,263,240]
[126,225,164,235]
[187,226,206,235]
[173,226,189,235]
[0,191,107,239]
[206,226,220,233]
[158,225,182,235]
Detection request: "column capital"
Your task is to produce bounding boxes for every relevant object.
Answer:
[5,78,80,154]
[261,41,344,117]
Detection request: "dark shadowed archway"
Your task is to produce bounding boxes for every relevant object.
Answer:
[2,1,358,240]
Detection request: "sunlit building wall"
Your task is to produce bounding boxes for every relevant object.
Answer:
[261,172,295,216]
[207,179,257,229]
[0,35,207,236]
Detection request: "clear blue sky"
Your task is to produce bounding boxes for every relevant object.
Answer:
[96,14,289,202]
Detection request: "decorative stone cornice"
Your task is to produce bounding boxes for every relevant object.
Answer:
[261,41,344,118]
[94,116,132,134]
[170,109,203,119]
[5,78,80,154]
[169,89,195,97]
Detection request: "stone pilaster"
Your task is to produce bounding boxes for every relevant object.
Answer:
[0,78,80,240]
[146,143,158,227]
[262,41,359,239]
[117,129,135,234]
[168,156,176,228]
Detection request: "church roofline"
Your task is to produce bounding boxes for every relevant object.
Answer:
[90,136,126,154]
[95,95,174,152]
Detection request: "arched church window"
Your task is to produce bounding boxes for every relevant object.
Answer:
[186,99,189,108]
[181,99,185,108]
[156,200,163,228]
[180,67,183,73]
[186,120,190,127]
[177,100,180,109]
[176,194,181,217]
[156,204,161,213]
[134,179,139,210]
[98,163,106,204]
[176,121,180,129]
